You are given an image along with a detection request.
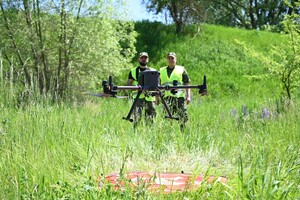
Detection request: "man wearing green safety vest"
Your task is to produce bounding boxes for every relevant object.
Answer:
[127,52,156,126]
[160,52,191,131]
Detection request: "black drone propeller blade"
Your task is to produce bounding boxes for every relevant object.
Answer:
[83,92,114,97]
[114,95,128,99]
[83,92,127,99]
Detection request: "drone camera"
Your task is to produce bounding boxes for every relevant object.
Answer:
[138,70,160,90]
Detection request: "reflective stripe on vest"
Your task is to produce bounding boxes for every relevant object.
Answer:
[160,66,185,98]
[131,67,155,101]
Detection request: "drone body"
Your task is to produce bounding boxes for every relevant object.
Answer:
[89,70,207,122]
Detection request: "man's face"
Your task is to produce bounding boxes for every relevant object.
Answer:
[139,56,148,67]
[167,56,176,67]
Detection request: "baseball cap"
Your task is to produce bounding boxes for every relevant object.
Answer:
[167,52,176,58]
[139,52,149,57]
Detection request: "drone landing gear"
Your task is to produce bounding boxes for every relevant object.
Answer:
[122,90,143,122]
[156,88,179,120]
[122,88,179,123]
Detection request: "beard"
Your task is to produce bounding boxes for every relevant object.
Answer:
[139,61,148,67]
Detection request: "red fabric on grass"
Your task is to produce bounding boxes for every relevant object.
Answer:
[99,171,227,193]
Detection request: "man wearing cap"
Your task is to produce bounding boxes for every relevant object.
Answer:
[160,52,191,131]
[127,52,156,126]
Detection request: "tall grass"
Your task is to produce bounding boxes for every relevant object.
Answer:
[0,96,299,199]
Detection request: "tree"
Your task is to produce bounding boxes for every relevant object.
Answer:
[143,0,210,34]
[209,0,300,30]
[144,0,299,31]
[0,0,136,101]
[238,2,300,100]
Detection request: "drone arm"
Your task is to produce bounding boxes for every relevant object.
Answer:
[158,75,207,95]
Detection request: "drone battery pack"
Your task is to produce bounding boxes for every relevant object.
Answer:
[138,70,160,90]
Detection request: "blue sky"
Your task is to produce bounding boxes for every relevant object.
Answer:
[124,0,165,22]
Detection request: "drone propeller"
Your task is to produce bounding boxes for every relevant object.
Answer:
[83,92,127,99]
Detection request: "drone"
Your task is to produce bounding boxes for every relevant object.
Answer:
[86,70,207,122]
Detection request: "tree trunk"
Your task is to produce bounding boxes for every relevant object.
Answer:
[0,1,31,87]
[168,2,184,34]
[23,0,45,94]
[249,0,257,29]
[55,0,66,99]
[35,0,50,94]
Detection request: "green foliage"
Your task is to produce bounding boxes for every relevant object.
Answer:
[236,12,300,100]
[207,0,290,30]
[0,0,137,102]
[74,18,137,90]
[134,21,177,64]
[143,0,210,34]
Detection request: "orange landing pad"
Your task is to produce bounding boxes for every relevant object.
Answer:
[98,171,227,193]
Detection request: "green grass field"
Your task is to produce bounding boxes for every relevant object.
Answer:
[1,24,300,199]
[1,96,299,199]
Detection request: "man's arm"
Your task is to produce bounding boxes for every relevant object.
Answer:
[127,71,134,86]
[185,83,191,104]
[127,78,133,86]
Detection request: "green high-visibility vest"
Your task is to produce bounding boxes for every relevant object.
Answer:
[131,67,156,101]
[160,65,185,98]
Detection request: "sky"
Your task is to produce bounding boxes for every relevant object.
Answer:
[123,0,165,22]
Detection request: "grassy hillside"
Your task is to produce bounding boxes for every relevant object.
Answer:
[0,24,299,199]
[135,23,288,101]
